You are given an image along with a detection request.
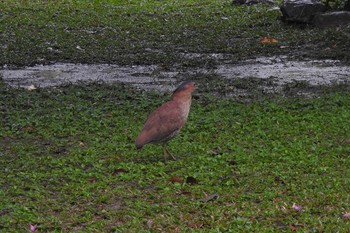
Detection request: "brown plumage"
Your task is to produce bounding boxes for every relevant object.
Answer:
[135,81,196,161]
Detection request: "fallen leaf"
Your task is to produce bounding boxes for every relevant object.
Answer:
[228,160,237,166]
[30,224,36,232]
[112,168,127,176]
[288,224,298,231]
[169,177,183,184]
[289,223,304,231]
[274,221,287,229]
[345,138,350,144]
[188,222,203,229]
[292,203,302,211]
[22,126,35,133]
[27,85,37,91]
[105,221,123,230]
[178,213,191,221]
[146,219,154,229]
[88,177,97,183]
[186,176,198,185]
[207,146,222,156]
[178,191,192,196]
[79,141,85,147]
[343,212,350,219]
[199,193,219,203]
[274,176,285,185]
[260,37,279,44]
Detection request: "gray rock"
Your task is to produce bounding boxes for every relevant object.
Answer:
[280,0,327,23]
[313,11,350,27]
[232,0,274,5]
[345,0,350,11]
[232,0,246,5]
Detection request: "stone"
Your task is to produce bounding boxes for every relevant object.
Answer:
[232,0,274,5]
[280,0,327,23]
[232,0,246,5]
[345,0,350,11]
[313,11,350,27]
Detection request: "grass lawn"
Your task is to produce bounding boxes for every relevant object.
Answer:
[1,81,350,231]
[1,0,350,67]
[1,0,350,232]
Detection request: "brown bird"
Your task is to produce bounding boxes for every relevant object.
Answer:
[135,81,196,162]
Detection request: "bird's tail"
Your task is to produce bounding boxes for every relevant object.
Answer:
[135,134,145,149]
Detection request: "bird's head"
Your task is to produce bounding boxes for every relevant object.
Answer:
[172,81,196,99]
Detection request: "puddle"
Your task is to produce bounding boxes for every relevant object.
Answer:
[1,56,349,93]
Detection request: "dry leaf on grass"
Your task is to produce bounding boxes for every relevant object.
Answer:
[260,37,278,44]
[169,176,183,184]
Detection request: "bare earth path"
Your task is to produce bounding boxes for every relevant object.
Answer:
[1,55,349,95]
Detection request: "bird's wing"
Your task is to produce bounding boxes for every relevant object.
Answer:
[136,101,184,147]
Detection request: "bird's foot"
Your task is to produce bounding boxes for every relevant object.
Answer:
[169,153,177,161]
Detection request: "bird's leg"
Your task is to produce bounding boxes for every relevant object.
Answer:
[164,144,177,161]
[168,149,177,161]
[162,144,168,162]
[162,144,177,162]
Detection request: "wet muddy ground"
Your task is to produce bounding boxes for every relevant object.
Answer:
[1,55,350,97]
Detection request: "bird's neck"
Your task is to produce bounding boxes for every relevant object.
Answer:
[172,94,192,119]
[171,93,192,104]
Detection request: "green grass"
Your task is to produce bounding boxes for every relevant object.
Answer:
[1,0,350,67]
[1,81,350,231]
[1,0,350,231]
